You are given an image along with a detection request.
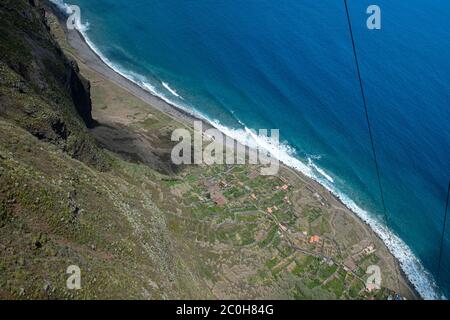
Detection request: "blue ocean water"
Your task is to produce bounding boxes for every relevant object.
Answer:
[51,0,450,298]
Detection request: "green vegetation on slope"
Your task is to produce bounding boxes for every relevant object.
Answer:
[0,0,414,300]
[0,0,109,170]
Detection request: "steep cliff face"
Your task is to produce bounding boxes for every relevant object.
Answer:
[0,0,415,301]
[0,0,201,300]
[0,0,104,168]
[67,60,94,127]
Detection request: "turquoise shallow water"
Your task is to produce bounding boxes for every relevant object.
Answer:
[51,0,450,298]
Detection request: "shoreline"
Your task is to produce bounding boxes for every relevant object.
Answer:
[46,1,429,299]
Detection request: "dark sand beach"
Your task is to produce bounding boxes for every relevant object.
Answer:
[47,3,420,299]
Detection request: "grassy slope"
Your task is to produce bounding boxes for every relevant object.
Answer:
[0,119,209,299]
[0,0,415,299]
[0,0,206,299]
[0,0,108,169]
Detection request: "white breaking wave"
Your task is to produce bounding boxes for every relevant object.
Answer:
[50,0,444,300]
[162,82,183,99]
[209,120,443,300]
[65,14,204,120]
[82,41,200,119]
[141,82,157,95]
[307,157,334,183]
[308,154,322,160]
[49,2,198,119]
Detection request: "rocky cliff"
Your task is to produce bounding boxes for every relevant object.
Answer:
[0,0,415,300]
[0,0,106,169]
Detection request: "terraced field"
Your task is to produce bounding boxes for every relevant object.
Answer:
[0,1,416,300]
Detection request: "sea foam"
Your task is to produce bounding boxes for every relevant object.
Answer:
[307,157,335,183]
[162,82,184,99]
[50,0,444,300]
[209,119,443,299]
